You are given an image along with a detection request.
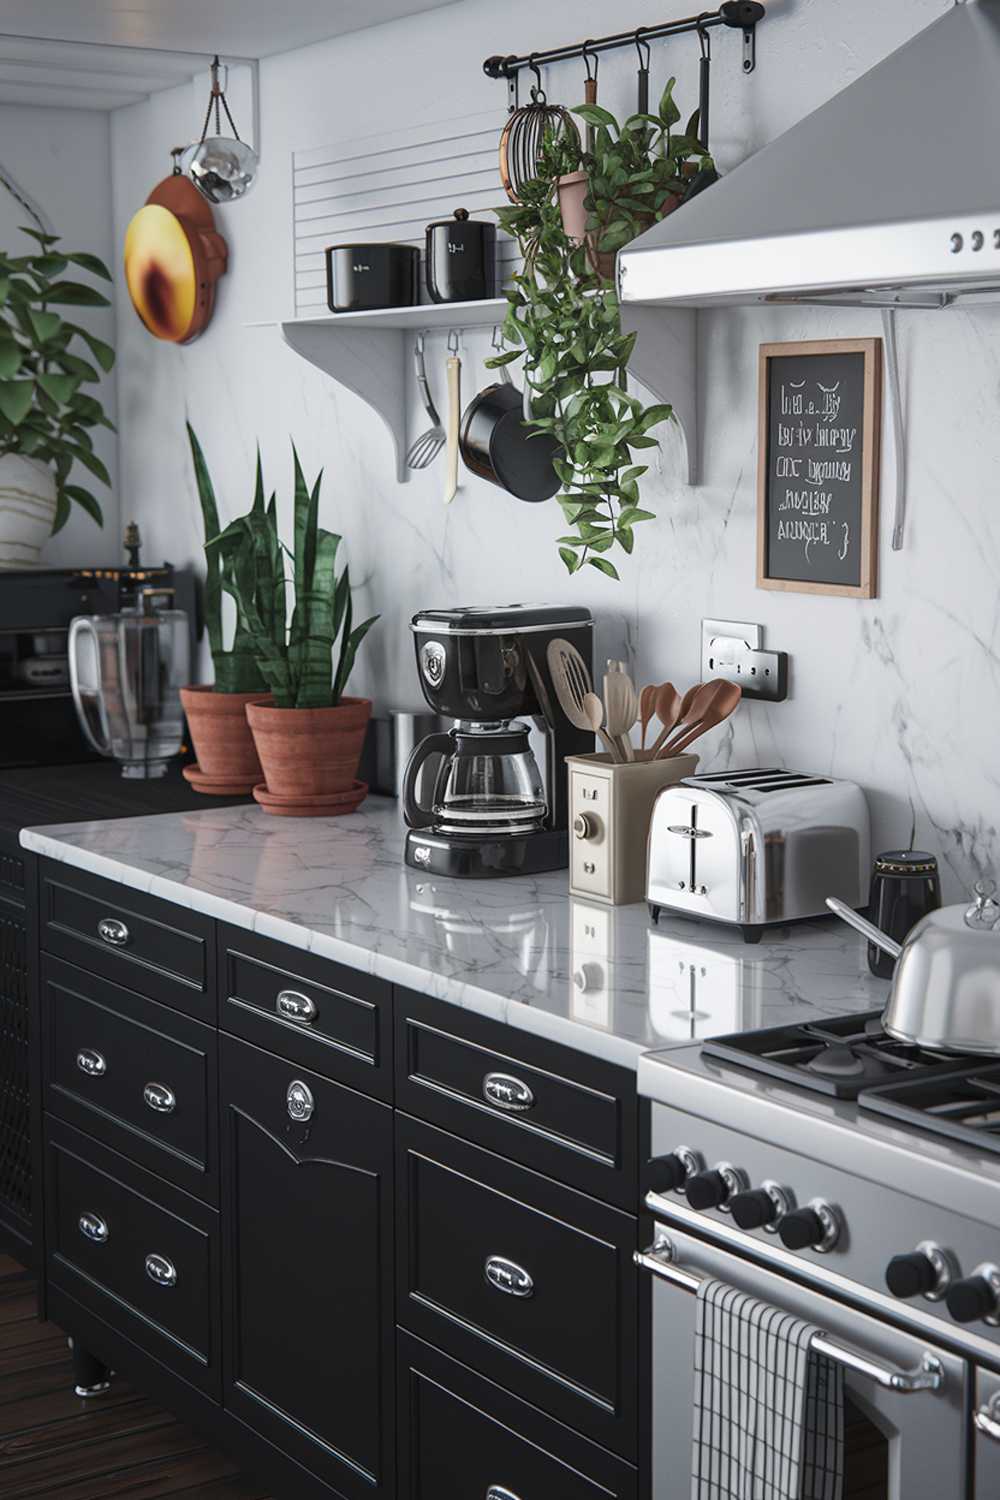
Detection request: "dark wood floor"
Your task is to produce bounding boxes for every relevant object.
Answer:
[0,1254,271,1499]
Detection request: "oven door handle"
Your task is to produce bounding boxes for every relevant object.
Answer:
[635,1241,945,1396]
[974,1395,1000,1442]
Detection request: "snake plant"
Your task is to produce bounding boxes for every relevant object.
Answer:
[207,442,378,710]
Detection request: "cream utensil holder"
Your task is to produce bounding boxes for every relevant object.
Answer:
[567,750,699,905]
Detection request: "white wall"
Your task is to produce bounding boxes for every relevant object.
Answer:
[0,104,119,565]
[110,0,999,899]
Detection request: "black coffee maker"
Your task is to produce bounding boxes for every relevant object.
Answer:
[402,604,593,877]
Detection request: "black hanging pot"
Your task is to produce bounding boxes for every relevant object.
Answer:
[459,381,561,503]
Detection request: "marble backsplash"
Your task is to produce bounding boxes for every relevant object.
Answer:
[108,0,997,902]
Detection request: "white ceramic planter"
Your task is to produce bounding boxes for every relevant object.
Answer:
[0,454,58,569]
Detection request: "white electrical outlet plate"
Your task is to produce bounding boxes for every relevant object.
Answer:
[702,618,788,702]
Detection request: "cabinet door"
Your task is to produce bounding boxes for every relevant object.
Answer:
[220,1034,394,1500]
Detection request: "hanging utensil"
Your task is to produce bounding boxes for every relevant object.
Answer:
[657,680,741,758]
[406,333,446,471]
[647,683,687,758]
[583,692,622,762]
[680,19,720,206]
[582,42,598,154]
[499,57,580,205]
[459,375,561,503]
[545,637,595,732]
[444,330,461,505]
[635,30,651,117]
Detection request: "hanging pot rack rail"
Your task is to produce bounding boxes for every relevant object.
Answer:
[484,1,766,96]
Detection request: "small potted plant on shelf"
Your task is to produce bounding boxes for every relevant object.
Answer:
[180,424,278,795]
[212,444,379,817]
[492,83,712,581]
[0,227,115,568]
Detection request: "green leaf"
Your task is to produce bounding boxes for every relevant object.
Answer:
[19,227,59,246]
[43,280,110,308]
[63,484,103,527]
[37,371,81,406]
[64,325,115,372]
[31,254,68,277]
[574,104,619,131]
[0,343,22,379]
[63,440,110,486]
[65,251,113,281]
[28,309,62,344]
[588,556,620,580]
[0,379,34,426]
[559,546,581,574]
[51,490,71,535]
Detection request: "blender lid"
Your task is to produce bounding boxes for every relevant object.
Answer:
[411,604,592,635]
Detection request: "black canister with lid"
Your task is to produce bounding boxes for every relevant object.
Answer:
[425,208,497,304]
[867,850,941,978]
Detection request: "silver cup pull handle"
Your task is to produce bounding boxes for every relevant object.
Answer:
[276,989,317,1024]
[287,1080,315,1122]
[144,1082,176,1115]
[97,916,130,947]
[975,1395,1000,1443]
[145,1253,177,1288]
[487,1488,523,1500]
[482,1072,535,1113]
[79,1212,109,1244]
[485,1255,534,1298]
[77,1049,107,1077]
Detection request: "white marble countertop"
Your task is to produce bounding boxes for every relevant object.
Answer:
[22,797,890,1069]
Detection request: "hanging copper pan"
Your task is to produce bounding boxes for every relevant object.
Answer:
[124,167,228,343]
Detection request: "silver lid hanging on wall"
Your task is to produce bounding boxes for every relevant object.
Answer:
[181,55,259,204]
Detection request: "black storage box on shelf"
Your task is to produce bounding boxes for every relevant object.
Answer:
[325,242,419,313]
[425,208,497,304]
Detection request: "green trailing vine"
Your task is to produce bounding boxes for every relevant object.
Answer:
[490,81,712,579]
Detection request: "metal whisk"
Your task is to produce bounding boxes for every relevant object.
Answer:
[498,57,579,205]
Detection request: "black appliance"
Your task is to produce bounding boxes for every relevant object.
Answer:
[325,242,419,313]
[0,565,195,770]
[425,207,497,303]
[867,848,941,978]
[402,604,593,877]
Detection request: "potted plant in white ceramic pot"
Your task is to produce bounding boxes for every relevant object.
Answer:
[210,444,379,816]
[0,227,115,567]
[180,423,277,795]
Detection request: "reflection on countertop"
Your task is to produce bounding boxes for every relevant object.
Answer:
[22,796,890,1068]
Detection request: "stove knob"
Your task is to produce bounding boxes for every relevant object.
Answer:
[887,1248,953,1308]
[946,1265,1000,1325]
[647,1146,700,1195]
[777,1201,840,1253]
[686,1170,728,1211]
[730,1189,778,1231]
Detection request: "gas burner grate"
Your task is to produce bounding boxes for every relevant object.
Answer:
[860,1065,1000,1152]
[703,1012,970,1099]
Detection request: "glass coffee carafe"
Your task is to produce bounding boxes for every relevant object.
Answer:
[402,721,546,835]
[68,588,189,778]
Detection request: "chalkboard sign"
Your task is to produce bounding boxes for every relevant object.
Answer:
[757,338,882,598]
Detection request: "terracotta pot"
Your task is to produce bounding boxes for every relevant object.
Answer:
[556,170,590,243]
[180,685,267,793]
[246,697,372,811]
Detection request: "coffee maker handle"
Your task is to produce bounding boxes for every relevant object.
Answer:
[401,733,453,829]
[68,616,112,758]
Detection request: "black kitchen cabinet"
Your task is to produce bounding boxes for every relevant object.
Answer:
[0,847,34,1262]
[220,1033,395,1500]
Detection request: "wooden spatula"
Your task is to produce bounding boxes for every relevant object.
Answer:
[658,680,742,757]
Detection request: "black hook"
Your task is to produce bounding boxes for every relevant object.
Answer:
[696,14,712,60]
[582,41,598,82]
[635,29,651,116]
[634,29,651,71]
[528,52,545,102]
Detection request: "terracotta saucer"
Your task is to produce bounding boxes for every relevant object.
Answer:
[183,763,258,796]
[251,780,369,817]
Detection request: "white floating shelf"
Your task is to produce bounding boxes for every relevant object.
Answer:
[268,300,698,487]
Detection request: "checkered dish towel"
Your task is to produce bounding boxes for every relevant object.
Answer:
[691,1279,844,1500]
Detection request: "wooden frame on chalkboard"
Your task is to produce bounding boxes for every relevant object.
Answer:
[756,337,882,598]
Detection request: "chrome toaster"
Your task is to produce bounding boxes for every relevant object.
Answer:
[646,768,870,943]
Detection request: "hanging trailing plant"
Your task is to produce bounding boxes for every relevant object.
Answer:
[491,83,712,579]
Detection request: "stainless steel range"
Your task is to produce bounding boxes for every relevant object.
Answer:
[635,1021,1000,1498]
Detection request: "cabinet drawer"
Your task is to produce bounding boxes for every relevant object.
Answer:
[41,861,213,1019]
[396,988,637,1209]
[45,1120,219,1398]
[219,925,391,1099]
[396,1114,638,1460]
[43,955,216,1202]
[398,1331,637,1500]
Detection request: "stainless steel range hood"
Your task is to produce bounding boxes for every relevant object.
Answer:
[618,0,1000,310]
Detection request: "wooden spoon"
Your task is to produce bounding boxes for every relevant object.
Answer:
[638,684,658,750]
[658,680,742,758]
[603,664,637,762]
[647,682,687,758]
[582,692,621,761]
[653,681,714,758]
